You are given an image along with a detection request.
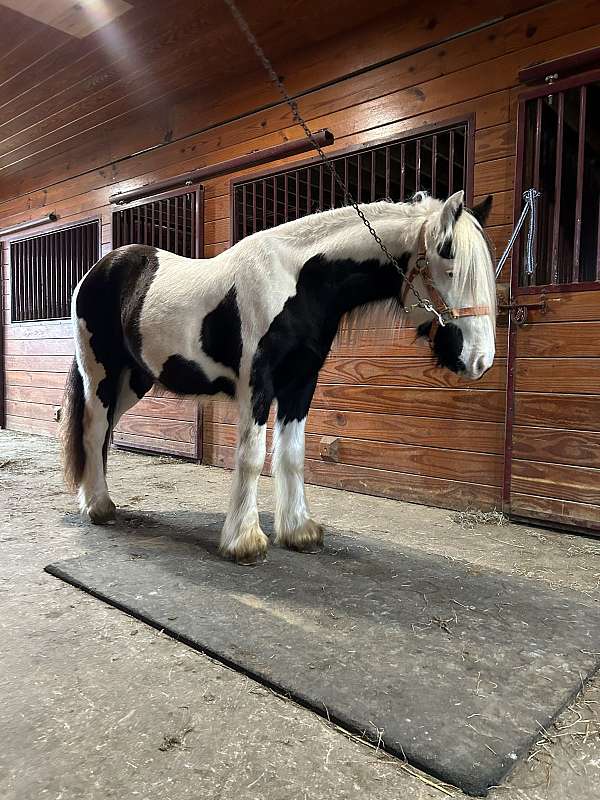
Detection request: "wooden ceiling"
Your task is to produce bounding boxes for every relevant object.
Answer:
[0,0,405,200]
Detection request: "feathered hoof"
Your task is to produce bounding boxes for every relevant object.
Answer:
[221,522,269,565]
[86,497,117,525]
[276,519,324,553]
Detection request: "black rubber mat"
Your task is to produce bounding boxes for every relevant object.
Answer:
[46,511,600,796]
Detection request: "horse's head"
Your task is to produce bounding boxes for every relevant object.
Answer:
[412,191,496,381]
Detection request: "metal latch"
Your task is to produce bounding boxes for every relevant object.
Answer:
[497,293,548,324]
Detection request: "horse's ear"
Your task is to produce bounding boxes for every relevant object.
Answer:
[440,190,464,232]
[471,194,493,226]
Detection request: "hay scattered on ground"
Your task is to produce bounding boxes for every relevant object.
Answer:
[452,509,508,529]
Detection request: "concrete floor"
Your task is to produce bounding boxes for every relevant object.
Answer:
[1,429,599,800]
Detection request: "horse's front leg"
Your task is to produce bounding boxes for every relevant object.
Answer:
[220,404,269,563]
[272,411,323,553]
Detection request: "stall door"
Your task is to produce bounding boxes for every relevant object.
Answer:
[504,72,600,533]
[111,185,203,460]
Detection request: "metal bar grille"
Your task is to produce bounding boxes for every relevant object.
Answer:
[112,188,202,259]
[518,75,600,287]
[9,220,100,322]
[232,123,469,243]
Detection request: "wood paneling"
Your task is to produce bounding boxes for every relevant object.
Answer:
[4,0,599,517]
[512,461,600,505]
[510,494,600,531]
[512,426,600,468]
[515,393,600,431]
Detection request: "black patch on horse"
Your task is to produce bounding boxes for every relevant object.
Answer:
[418,321,465,374]
[201,286,242,375]
[75,245,159,410]
[250,253,409,425]
[158,354,236,398]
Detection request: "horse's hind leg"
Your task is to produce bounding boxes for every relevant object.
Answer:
[272,367,323,551]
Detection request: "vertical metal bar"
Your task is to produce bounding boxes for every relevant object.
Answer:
[36,237,42,320]
[242,185,247,236]
[399,144,405,200]
[195,186,202,257]
[284,173,289,219]
[573,86,586,282]
[416,139,421,192]
[318,165,323,211]
[385,146,390,198]
[551,91,564,284]
[272,176,277,225]
[53,232,59,319]
[344,158,349,204]
[533,97,542,191]
[330,163,335,208]
[462,128,467,191]
[370,151,376,201]
[252,183,257,232]
[151,203,156,249]
[158,203,163,249]
[295,171,300,219]
[167,199,172,251]
[431,135,437,196]
[263,179,268,227]
[181,196,187,255]
[190,195,196,256]
[357,155,362,203]
[305,169,311,216]
[43,233,49,320]
[448,131,454,195]
[46,232,53,319]
[143,203,148,247]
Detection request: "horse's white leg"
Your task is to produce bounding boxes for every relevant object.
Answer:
[78,381,116,524]
[272,416,323,551]
[220,404,269,562]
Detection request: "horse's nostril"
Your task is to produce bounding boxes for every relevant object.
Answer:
[474,355,489,377]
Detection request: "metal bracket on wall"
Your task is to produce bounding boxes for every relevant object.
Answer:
[498,291,549,325]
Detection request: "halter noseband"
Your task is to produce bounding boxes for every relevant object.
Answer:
[401,221,491,342]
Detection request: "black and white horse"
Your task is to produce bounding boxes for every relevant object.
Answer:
[61,190,495,562]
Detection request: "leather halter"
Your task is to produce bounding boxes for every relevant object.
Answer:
[401,221,491,342]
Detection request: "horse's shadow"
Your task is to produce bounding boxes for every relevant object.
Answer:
[60,507,496,628]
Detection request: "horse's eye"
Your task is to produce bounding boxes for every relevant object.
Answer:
[446,270,454,278]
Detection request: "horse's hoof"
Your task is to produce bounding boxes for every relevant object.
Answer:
[275,519,324,552]
[221,522,269,564]
[87,498,117,525]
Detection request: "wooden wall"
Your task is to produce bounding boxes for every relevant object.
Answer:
[2,0,599,512]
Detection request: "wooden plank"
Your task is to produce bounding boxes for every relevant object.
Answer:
[511,460,600,505]
[513,425,600,469]
[516,358,600,394]
[5,399,57,421]
[319,356,505,390]
[3,320,72,339]
[475,123,516,163]
[516,321,600,357]
[510,493,600,531]
[114,414,195,444]
[312,385,505,422]
[5,370,67,390]
[201,442,501,510]
[473,157,515,195]
[113,431,195,458]
[121,395,197,422]
[4,337,75,356]
[5,414,58,437]
[4,355,72,372]
[515,392,600,431]
[519,289,600,323]
[207,407,504,454]
[512,426,600,469]
[5,384,64,405]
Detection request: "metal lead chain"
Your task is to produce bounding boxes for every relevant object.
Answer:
[223,0,445,327]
